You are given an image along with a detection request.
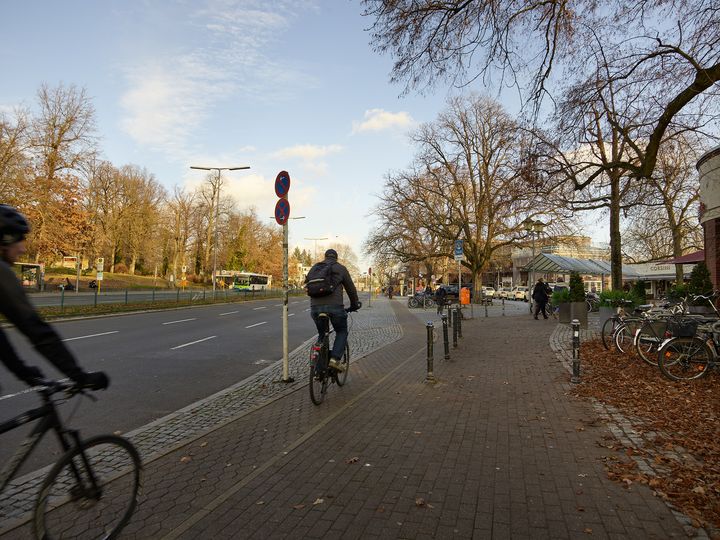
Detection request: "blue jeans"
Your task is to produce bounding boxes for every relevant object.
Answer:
[311,304,348,361]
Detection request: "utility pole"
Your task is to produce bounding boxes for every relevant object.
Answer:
[305,237,328,262]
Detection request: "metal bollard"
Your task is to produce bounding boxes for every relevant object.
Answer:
[441,314,450,360]
[152,288,156,302]
[452,308,458,348]
[425,321,436,382]
[456,306,463,338]
[571,319,581,383]
[94,287,98,307]
[502,296,505,316]
[60,288,65,312]
[125,289,129,305]
[176,288,180,303]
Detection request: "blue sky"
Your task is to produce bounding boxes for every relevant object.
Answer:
[1,0,605,267]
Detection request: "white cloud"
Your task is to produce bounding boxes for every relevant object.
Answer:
[351,109,414,134]
[119,0,319,159]
[270,144,343,176]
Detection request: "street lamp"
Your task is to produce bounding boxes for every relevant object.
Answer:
[305,237,328,261]
[523,218,546,311]
[190,165,250,294]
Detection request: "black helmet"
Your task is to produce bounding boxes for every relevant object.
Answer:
[0,205,30,245]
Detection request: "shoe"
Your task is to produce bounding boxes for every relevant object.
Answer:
[534,316,538,320]
[544,316,548,319]
[328,358,345,372]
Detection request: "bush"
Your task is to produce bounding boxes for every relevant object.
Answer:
[629,279,648,305]
[568,272,585,302]
[688,261,713,296]
[552,288,570,305]
[668,283,689,302]
[598,289,633,308]
[113,262,128,274]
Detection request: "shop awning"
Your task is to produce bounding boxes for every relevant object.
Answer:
[659,250,705,265]
[523,253,642,278]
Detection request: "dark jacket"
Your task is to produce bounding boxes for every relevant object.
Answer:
[532,282,552,303]
[434,286,448,303]
[308,257,359,308]
[0,259,84,383]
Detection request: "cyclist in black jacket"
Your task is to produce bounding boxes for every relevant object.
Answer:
[0,205,108,390]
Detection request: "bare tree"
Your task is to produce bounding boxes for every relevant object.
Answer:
[363,0,720,180]
[0,108,30,205]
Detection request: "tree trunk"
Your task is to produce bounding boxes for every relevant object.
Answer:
[609,173,623,290]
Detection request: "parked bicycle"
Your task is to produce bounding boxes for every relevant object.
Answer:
[407,292,435,309]
[0,379,141,539]
[309,305,358,405]
[657,318,720,381]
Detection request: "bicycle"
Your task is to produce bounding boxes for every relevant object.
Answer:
[0,379,142,539]
[657,318,720,381]
[309,306,358,405]
[600,300,642,351]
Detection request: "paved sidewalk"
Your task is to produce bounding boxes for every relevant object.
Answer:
[2,299,693,538]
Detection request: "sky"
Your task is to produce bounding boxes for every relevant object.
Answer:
[0,0,607,269]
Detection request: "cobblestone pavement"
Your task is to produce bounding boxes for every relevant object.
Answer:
[1,301,699,538]
[0,301,401,531]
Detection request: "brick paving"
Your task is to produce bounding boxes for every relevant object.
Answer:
[0,298,698,539]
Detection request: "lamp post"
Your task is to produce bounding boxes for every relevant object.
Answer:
[190,165,250,295]
[523,218,546,312]
[305,237,328,261]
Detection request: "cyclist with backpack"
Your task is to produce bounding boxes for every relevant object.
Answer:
[0,205,108,390]
[304,249,361,372]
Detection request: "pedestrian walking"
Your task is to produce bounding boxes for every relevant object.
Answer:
[387,285,394,299]
[434,285,447,315]
[532,278,552,319]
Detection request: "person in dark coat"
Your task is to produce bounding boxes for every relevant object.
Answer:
[531,277,552,319]
[434,285,447,315]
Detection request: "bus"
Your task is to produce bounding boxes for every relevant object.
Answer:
[216,271,272,291]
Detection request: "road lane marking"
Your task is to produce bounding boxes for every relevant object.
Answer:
[62,331,119,342]
[245,321,268,329]
[171,336,217,350]
[288,313,295,317]
[304,308,311,312]
[219,311,239,316]
[253,306,267,310]
[162,318,197,325]
[274,304,282,307]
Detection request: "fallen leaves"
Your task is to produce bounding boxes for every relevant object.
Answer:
[571,339,720,530]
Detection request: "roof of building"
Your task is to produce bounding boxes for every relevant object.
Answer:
[523,253,642,278]
[659,250,705,265]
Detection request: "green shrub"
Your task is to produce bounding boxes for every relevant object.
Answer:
[688,261,713,296]
[568,272,585,302]
[551,288,570,305]
[667,283,688,301]
[598,289,632,307]
[630,279,648,305]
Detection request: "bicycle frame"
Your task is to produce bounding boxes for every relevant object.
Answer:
[0,391,79,494]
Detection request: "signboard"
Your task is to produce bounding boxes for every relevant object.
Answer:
[182,265,187,273]
[274,171,291,198]
[274,198,291,225]
[454,239,464,261]
[96,271,104,281]
[96,257,104,272]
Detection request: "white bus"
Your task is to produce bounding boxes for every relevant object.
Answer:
[216,271,272,291]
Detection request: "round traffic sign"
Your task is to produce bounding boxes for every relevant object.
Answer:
[275,171,291,198]
[274,198,290,225]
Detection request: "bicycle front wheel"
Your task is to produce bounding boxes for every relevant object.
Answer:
[600,317,617,350]
[635,327,664,366]
[35,434,141,540]
[335,342,350,387]
[658,337,713,381]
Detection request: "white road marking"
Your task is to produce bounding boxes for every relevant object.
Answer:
[304,308,311,312]
[274,304,283,307]
[219,311,239,316]
[245,321,268,329]
[253,306,267,310]
[163,318,197,325]
[171,336,217,350]
[288,313,295,317]
[62,331,119,342]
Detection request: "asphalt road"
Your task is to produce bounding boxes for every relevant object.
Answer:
[0,295,329,473]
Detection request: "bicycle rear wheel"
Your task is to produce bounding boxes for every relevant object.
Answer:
[335,342,350,387]
[614,318,642,353]
[309,364,326,405]
[658,337,713,381]
[34,434,141,540]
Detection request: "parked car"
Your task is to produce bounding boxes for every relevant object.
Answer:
[512,286,529,301]
[438,283,473,302]
[481,286,496,298]
[498,287,513,299]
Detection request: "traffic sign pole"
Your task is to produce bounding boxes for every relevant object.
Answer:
[275,170,293,383]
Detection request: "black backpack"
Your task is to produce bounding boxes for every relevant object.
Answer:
[304,262,339,297]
